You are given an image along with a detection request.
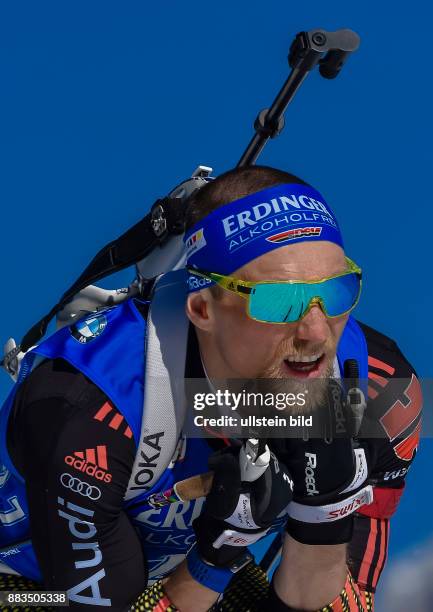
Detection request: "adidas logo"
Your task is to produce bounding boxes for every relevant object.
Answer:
[64,445,112,483]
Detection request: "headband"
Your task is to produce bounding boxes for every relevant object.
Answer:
[184,183,343,290]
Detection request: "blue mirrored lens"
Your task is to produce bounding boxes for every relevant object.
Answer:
[249,273,361,323]
[308,273,360,317]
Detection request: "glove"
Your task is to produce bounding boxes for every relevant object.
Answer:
[192,442,293,568]
[273,376,375,545]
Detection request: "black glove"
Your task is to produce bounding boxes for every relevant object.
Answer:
[274,377,375,545]
[193,443,293,568]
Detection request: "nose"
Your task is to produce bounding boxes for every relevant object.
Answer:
[293,303,329,344]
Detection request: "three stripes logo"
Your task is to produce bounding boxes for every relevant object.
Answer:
[367,356,395,401]
[368,356,422,461]
[64,445,112,483]
[93,401,133,439]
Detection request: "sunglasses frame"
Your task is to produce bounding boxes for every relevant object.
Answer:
[187,256,362,324]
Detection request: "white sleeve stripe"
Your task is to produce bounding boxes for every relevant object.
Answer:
[287,485,374,523]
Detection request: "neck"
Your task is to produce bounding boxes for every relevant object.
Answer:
[194,327,245,384]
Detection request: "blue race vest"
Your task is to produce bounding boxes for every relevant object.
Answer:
[0,296,367,584]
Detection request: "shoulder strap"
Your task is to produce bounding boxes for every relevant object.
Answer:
[125,269,190,501]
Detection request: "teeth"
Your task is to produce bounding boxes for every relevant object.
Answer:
[295,363,315,371]
[286,353,322,364]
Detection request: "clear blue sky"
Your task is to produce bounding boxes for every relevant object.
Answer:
[1,2,431,607]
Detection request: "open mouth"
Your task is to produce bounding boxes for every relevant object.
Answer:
[283,353,325,378]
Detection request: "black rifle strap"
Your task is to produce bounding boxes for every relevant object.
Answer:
[20,197,185,352]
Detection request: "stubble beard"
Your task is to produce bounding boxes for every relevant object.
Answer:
[244,354,336,417]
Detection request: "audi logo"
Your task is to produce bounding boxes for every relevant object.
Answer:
[60,473,102,500]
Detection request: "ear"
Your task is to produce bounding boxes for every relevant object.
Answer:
[186,291,214,332]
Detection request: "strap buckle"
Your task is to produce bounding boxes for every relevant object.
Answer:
[1,339,23,380]
[229,550,254,574]
[150,202,167,238]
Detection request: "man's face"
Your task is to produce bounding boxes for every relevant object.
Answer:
[186,241,350,408]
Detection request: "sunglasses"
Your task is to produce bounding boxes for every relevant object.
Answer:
[187,257,362,324]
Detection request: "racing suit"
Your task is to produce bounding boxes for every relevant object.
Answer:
[0,290,422,610]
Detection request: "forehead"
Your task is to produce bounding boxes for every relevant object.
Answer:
[233,241,347,282]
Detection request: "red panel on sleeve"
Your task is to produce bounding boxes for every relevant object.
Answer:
[358,485,405,519]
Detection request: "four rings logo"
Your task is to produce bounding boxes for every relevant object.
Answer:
[60,473,102,501]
